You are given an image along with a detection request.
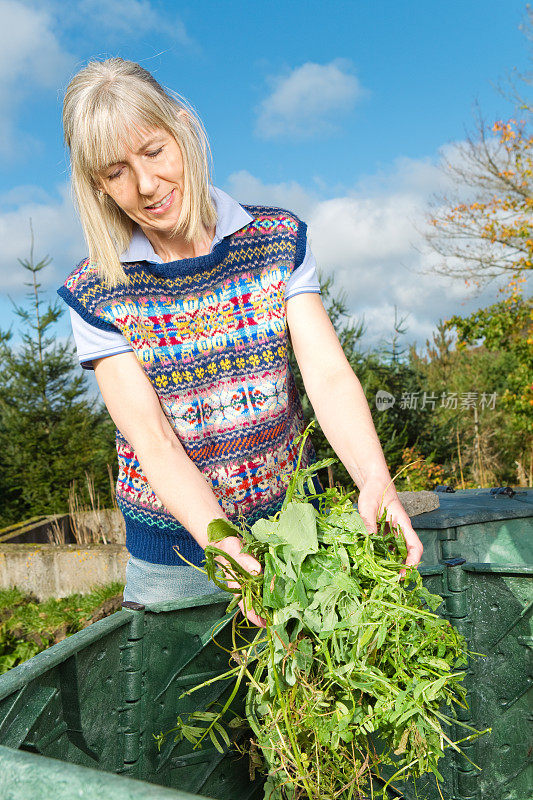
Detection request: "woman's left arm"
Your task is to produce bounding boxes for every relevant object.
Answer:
[286,292,423,567]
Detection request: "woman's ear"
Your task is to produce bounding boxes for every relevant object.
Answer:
[93,177,107,198]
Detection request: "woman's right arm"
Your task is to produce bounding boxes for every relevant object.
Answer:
[94,352,264,623]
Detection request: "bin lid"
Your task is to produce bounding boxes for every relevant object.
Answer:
[412,488,533,529]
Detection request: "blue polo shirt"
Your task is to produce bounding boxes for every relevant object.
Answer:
[69,186,321,369]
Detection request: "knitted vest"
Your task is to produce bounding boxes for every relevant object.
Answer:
[58,205,315,565]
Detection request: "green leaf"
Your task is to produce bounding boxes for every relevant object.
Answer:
[301,552,339,590]
[425,675,449,702]
[250,517,280,544]
[302,606,323,634]
[286,574,309,608]
[262,553,288,610]
[207,519,242,543]
[376,621,389,649]
[426,657,452,672]
[294,639,313,675]
[208,728,224,754]
[191,711,218,722]
[358,625,376,650]
[417,586,444,612]
[276,503,319,557]
[213,721,231,748]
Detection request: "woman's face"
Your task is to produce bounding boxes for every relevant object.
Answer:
[96,127,185,235]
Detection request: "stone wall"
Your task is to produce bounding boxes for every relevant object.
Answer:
[0,544,128,600]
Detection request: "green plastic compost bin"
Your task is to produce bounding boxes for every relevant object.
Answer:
[0,489,531,800]
[396,487,533,800]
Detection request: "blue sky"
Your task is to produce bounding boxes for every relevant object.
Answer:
[0,0,530,353]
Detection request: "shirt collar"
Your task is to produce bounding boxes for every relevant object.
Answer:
[120,185,253,264]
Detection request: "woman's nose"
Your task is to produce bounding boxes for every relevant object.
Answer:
[135,165,158,198]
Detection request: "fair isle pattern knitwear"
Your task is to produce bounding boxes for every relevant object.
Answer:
[58,206,315,566]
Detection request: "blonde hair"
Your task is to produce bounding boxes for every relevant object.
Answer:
[62,58,217,287]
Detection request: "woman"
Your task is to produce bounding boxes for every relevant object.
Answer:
[58,58,423,620]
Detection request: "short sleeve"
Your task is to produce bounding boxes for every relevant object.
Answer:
[284,241,321,300]
[69,308,133,370]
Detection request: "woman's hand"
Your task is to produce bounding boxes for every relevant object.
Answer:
[214,536,266,627]
[357,478,424,573]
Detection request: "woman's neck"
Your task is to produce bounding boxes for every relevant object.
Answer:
[142,224,216,262]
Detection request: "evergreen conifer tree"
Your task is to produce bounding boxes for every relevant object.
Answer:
[0,232,116,527]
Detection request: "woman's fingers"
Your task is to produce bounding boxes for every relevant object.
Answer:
[404,533,424,566]
[382,501,423,564]
[214,536,265,626]
[375,499,424,579]
[214,536,261,574]
[238,598,266,627]
[236,551,262,576]
[397,529,424,579]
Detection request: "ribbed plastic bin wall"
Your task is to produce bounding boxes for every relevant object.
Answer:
[0,594,257,800]
[400,487,533,800]
[395,561,532,800]
[0,489,530,800]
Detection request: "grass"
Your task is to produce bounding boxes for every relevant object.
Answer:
[0,582,124,674]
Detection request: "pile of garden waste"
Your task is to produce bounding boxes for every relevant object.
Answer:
[161,434,485,800]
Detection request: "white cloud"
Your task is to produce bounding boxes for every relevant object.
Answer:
[0,0,75,157]
[225,151,508,353]
[69,0,193,45]
[0,1,73,84]
[354,154,455,198]
[0,183,85,293]
[256,60,365,140]
[0,0,195,161]
[307,195,420,267]
[225,170,319,220]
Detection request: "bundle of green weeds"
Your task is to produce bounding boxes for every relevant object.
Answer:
[163,435,485,800]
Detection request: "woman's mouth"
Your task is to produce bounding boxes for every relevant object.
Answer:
[145,189,174,214]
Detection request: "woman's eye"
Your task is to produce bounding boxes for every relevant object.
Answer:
[147,147,163,158]
[108,169,123,180]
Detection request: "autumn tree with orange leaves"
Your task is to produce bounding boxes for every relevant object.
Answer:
[425,115,532,485]
[426,117,532,288]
